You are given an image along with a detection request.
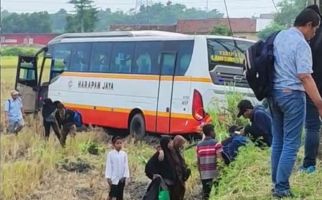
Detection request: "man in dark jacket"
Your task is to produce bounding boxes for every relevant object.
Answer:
[42,98,60,141]
[301,5,322,173]
[237,100,272,147]
[55,101,76,147]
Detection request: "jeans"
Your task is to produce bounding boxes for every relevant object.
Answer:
[268,90,305,194]
[303,96,321,168]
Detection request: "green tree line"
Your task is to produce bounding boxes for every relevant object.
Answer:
[1,1,223,33]
[257,0,311,39]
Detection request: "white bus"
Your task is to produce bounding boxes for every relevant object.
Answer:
[15,31,255,137]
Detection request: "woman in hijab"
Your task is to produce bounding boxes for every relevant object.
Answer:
[170,135,191,200]
[145,136,178,200]
[42,98,61,141]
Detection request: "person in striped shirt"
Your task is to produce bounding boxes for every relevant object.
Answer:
[197,124,223,200]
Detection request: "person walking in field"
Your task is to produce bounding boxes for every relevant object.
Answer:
[4,90,24,134]
[105,136,130,200]
[268,9,322,198]
[197,124,223,200]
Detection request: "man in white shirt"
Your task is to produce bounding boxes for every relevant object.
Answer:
[105,136,130,200]
[4,90,24,134]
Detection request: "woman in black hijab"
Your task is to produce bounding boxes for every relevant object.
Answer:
[42,98,61,141]
[145,136,178,200]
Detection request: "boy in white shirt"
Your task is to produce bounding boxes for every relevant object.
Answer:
[105,136,130,200]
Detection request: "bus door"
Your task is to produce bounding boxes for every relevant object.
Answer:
[156,52,177,133]
[37,53,53,109]
[15,55,39,114]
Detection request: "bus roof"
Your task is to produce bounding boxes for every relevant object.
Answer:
[48,31,256,45]
[49,31,187,44]
[204,35,256,43]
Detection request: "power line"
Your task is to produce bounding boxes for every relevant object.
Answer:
[271,0,278,12]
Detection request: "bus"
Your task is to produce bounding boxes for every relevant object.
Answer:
[15,31,255,137]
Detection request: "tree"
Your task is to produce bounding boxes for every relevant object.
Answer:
[2,12,52,33]
[257,22,284,39]
[51,9,67,33]
[274,0,307,27]
[210,25,232,36]
[258,0,307,39]
[66,0,98,32]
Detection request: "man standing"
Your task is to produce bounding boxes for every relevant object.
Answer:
[4,90,24,134]
[237,99,272,147]
[301,5,322,174]
[268,9,322,198]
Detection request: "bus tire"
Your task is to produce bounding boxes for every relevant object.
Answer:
[129,113,146,139]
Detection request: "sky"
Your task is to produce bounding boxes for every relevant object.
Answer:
[1,0,281,17]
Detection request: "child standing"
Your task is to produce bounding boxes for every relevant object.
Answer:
[105,136,130,200]
[197,124,223,200]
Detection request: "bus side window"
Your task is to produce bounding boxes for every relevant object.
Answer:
[134,41,161,75]
[161,54,176,75]
[90,43,111,72]
[51,43,72,72]
[110,42,135,74]
[70,43,91,72]
[175,40,193,76]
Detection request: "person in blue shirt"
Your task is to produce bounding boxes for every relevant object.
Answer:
[237,100,272,147]
[268,9,322,198]
[4,90,24,134]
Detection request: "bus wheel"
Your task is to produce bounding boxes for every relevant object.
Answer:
[129,113,146,139]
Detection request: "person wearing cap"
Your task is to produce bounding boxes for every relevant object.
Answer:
[300,5,322,174]
[237,99,272,147]
[4,90,24,134]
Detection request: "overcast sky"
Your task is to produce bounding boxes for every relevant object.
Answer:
[2,0,281,17]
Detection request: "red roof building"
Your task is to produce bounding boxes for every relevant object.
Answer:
[0,33,58,46]
[176,18,257,34]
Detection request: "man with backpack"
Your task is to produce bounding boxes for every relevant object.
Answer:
[300,5,322,174]
[267,9,322,198]
[4,90,24,134]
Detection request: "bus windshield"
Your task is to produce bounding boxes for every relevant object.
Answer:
[207,39,253,88]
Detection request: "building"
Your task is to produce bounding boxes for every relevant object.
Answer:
[0,33,58,46]
[176,18,257,39]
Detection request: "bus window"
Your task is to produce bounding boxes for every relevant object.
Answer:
[134,42,161,74]
[161,53,176,75]
[110,42,135,73]
[70,43,91,72]
[160,40,193,76]
[90,43,111,72]
[175,40,193,76]
[51,43,72,72]
[207,39,253,87]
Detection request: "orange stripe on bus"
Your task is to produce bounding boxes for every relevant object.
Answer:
[64,103,193,119]
[61,72,211,83]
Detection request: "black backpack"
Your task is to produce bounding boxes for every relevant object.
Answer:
[244,32,280,101]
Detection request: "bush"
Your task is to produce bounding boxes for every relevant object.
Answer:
[79,140,104,155]
[0,47,38,56]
